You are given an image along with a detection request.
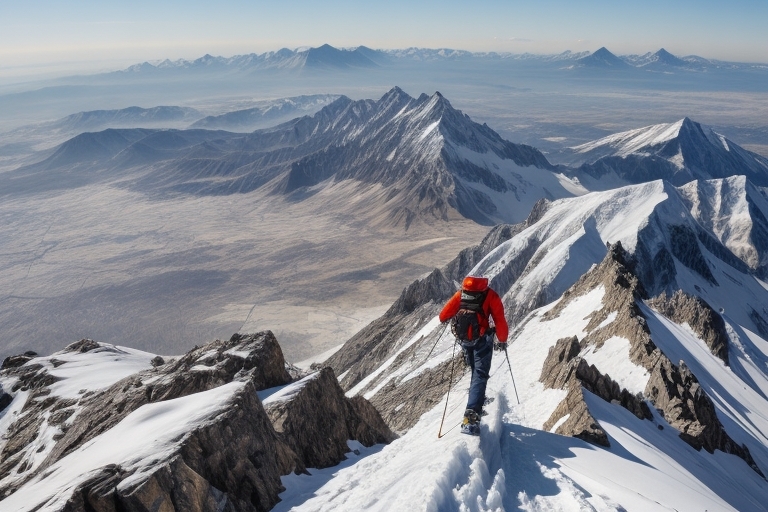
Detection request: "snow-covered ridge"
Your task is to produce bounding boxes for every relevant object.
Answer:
[1,381,247,512]
[572,118,687,157]
[567,117,768,189]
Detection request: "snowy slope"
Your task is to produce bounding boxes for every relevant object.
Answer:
[0,343,156,492]
[678,175,768,275]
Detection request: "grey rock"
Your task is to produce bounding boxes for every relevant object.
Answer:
[63,339,101,353]
[41,332,292,471]
[368,353,466,433]
[543,383,609,447]
[539,336,651,447]
[539,336,581,389]
[0,387,11,413]
[1,351,38,370]
[645,358,763,476]
[265,367,394,469]
[541,244,761,475]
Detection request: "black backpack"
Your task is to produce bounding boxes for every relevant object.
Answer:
[451,289,488,343]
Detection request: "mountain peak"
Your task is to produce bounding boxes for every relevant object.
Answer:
[572,117,768,187]
[651,48,688,67]
[380,86,412,102]
[577,47,629,68]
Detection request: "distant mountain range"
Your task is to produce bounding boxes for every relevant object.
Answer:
[190,95,339,132]
[118,44,388,74]
[111,45,766,76]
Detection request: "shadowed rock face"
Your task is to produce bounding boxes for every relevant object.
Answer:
[1,332,395,510]
[265,367,394,469]
[647,290,729,365]
[644,358,762,477]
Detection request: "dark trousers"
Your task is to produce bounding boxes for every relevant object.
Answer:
[462,333,493,414]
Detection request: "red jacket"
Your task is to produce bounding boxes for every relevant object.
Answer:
[439,287,509,342]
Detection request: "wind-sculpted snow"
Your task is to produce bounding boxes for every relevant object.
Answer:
[679,175,768,276]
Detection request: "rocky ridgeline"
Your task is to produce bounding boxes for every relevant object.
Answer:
[540,336,651,447]
[0,332,394,511]
[538,243,763,476]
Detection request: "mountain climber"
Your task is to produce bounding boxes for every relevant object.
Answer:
[439,275,508,435]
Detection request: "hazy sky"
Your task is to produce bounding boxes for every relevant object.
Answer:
[2,0,767,75]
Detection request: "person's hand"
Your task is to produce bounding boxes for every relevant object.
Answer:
[493,341,507,352]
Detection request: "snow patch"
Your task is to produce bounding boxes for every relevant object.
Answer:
[581,336,650,394]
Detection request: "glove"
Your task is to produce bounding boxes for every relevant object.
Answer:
[493,341,507,352]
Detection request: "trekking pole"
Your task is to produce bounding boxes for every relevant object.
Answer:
[437,338,458,438]
[504,347,520,405]
[425,322,449,362]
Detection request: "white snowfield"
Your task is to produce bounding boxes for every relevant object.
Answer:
[0,344,157,493]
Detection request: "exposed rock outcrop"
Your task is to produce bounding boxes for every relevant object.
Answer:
[645,358,763,476]
[539,244,761,475]
[543,242,661,371]
[63,338,101,353]
[40,332,292,473]
[540,336,651,447]
[57,381,300,512]
[0,385,11,413]
[543,384,609,447]
[1,351,38,370]
[647,290,729,365]
[1,331,396,510]
[265,367,395,469]
[368,353,466,433]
